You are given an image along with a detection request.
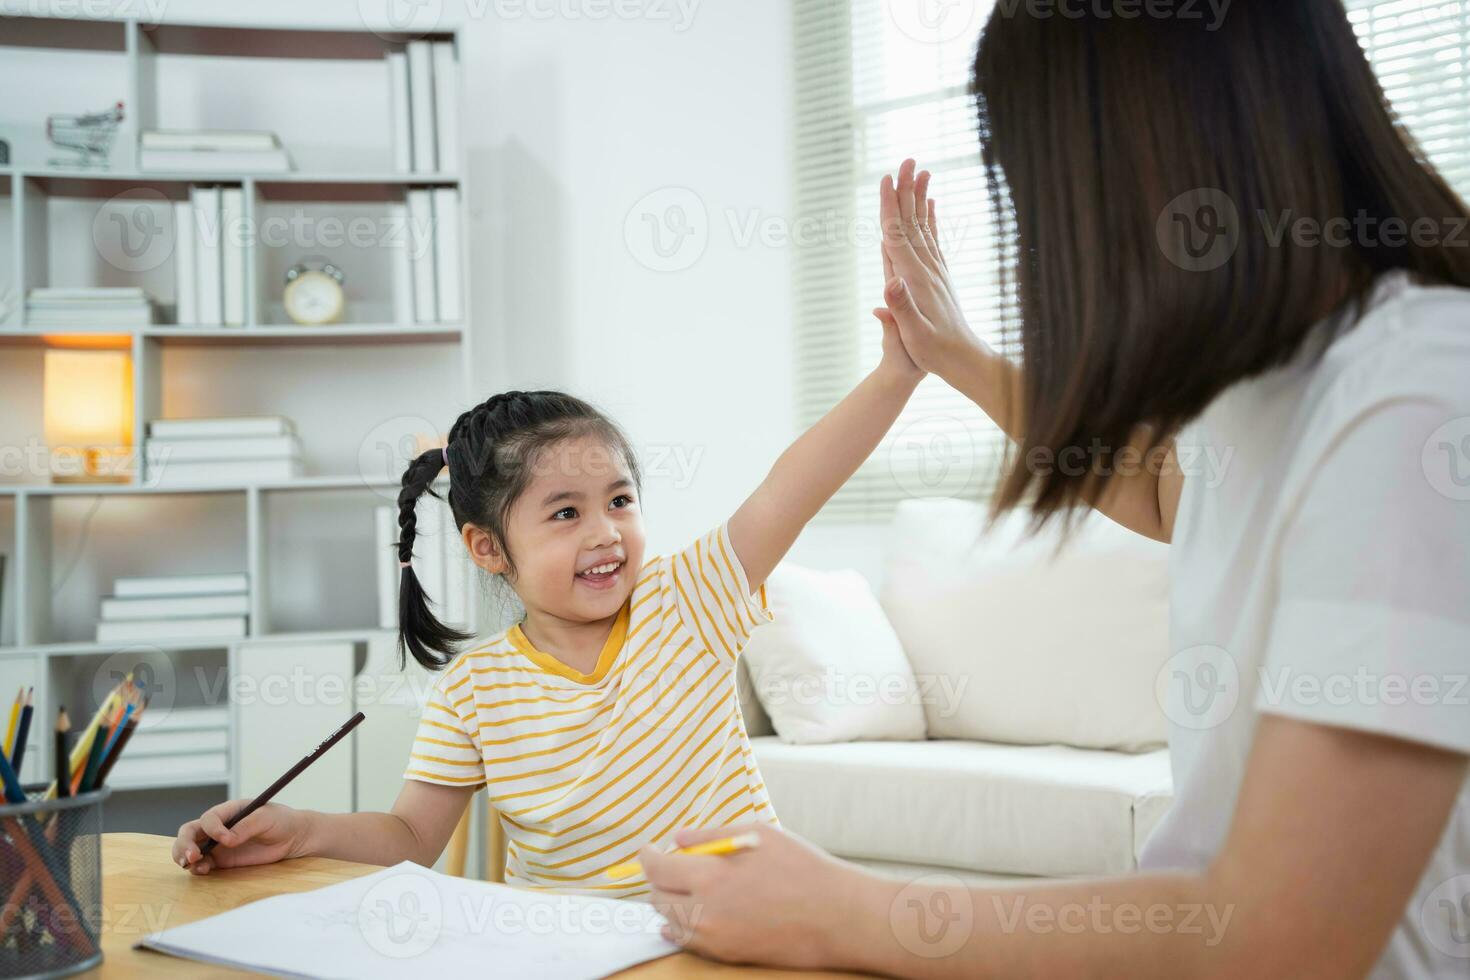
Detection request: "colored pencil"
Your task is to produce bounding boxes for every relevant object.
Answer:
[95,693,145,789]
[3,686,20,756]
[11,687,34,773]
[197,711,365,858]
[55,708,71,799]
[0,744,24,803]
[77,722,110,795]
[606,830,761,881]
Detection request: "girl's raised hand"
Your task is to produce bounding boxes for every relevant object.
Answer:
[873,158,987,376]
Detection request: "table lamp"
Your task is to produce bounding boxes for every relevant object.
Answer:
[43,349,134,483]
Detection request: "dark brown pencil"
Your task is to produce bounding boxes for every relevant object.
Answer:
[198,711,364,858]
[55,708,71,799]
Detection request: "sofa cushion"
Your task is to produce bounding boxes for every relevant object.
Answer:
[751,736,1173,877]
[740,563,927,744]
[881,499,1170,751]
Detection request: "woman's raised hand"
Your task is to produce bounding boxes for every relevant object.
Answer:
[873,158,988,375]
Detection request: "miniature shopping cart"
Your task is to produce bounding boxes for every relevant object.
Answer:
[47,101,125,169]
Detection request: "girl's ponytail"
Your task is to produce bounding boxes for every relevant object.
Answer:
[397,446,474,670]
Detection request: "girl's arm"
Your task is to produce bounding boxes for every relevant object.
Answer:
[875,158,1185,542]
[173,779,476,873]
[302,780,476,866]
[727,321,924,590]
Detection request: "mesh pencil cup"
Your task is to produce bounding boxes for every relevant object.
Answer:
[0,785,110,979]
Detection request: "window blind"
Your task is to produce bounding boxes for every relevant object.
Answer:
[1347,0,1470,196]
[792,0,1470,522]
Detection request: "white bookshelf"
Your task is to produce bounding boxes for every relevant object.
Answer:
[0,12,476,826]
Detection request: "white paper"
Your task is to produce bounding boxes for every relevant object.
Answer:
[136,860,677,980]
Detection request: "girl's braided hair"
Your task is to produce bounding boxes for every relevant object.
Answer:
[396,390,641,670]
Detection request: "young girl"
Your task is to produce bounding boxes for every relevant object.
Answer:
[172,323,925,897]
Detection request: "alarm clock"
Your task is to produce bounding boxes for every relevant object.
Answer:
[283,260,345,325]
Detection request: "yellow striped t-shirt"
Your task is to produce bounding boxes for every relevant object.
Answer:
[403,521,779,898]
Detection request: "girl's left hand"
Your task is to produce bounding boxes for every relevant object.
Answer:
[642,822,865,969]
[878,304,926,383]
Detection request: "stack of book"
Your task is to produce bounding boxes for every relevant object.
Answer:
[25,286,156,327]
[171,185,246,327]
[386,40,458,175]
[376,496,477,634]
[96,572,249,644]
[139,130,293,174]
[103,704,229,787]
[144,416,303,486]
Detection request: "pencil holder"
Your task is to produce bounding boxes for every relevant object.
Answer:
[0,784,110,979]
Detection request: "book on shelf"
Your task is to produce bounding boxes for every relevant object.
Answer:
[173,201,198,324]
[105,751,228,783]
[146,457,303,486]
[192,185,224,326]
[432,186,463,323]
[114,573,249,598]
[139,131,294,174]
[148,416,295,440]
[96,615,247,644]
[28,287,149,302]
[124,728,229,756]
[145,434,301,464]
[142,130,281,153]
[407,40,437,173]
[100,592,250,622]
[25,286,156,326]
[387,50,413,173]
[220,186,246,326]
[407,188,438,322]
[432,41,460,170]
[139,704,229,732]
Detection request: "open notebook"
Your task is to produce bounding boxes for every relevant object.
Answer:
[136,861,679,979]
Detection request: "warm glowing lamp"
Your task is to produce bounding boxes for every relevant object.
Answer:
[43,349,135,483]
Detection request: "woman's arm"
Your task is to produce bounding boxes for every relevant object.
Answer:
[876,158,1185,542]
[726,317,924,590]
[644,715,1467,977]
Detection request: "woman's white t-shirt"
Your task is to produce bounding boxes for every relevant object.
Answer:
[1140,271,1470,978]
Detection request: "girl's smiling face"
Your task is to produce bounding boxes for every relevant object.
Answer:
[488,434,646,625]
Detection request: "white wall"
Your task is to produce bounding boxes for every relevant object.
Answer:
[456,2,798,554]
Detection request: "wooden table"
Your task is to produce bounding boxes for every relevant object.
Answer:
[92,833,856,979]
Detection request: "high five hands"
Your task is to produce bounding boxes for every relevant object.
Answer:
[873,158,987,377]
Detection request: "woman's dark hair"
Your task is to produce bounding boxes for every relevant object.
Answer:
[396,390,642,671]
[971,1,1470,521]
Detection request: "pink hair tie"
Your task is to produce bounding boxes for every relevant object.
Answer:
[443,444,451,467]
[398,560,411,568]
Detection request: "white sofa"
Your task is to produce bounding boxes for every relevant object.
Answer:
[736,499,1176,884]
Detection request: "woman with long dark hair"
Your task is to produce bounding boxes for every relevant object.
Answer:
[642,4,1470,976]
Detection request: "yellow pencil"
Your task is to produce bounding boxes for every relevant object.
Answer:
[4,686,21,756]
[606,831,761,881]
